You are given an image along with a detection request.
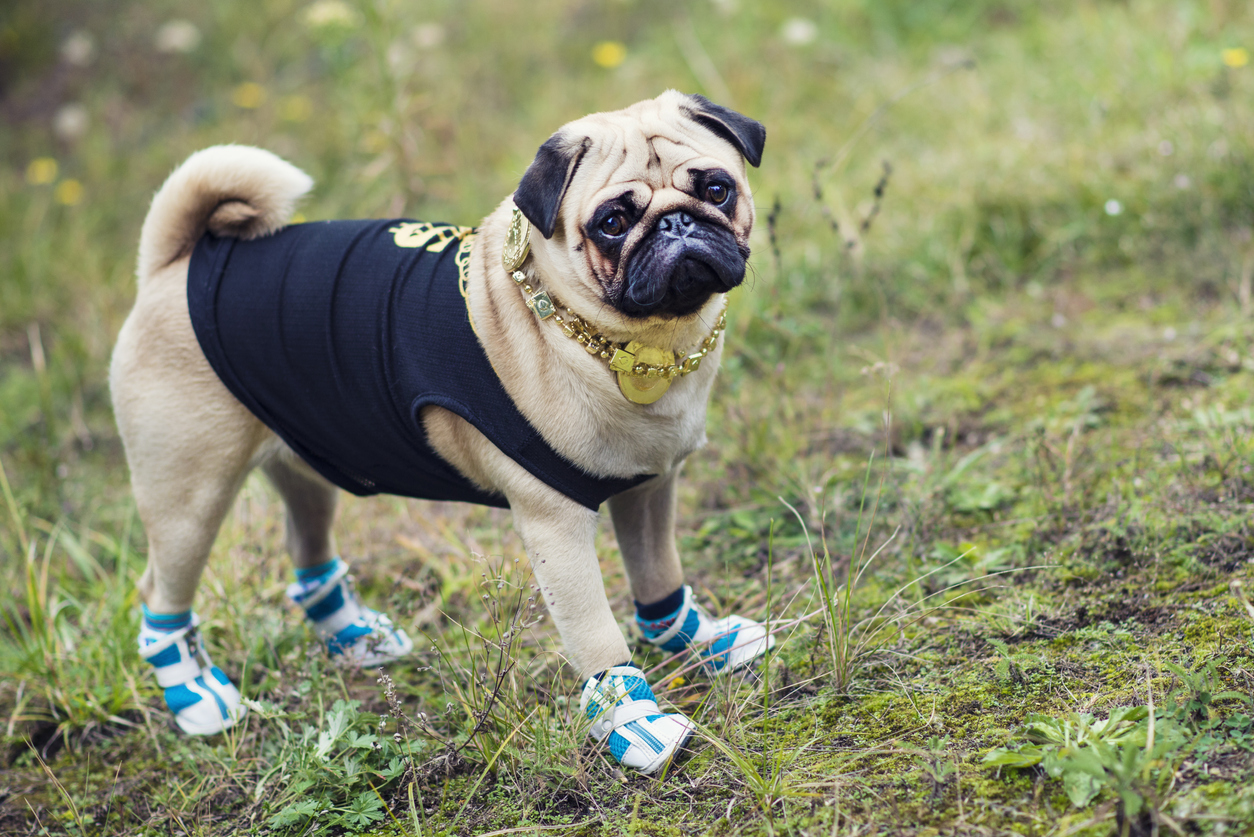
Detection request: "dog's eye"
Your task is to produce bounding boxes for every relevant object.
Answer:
[705,183,729,205]
[599,213,628,237]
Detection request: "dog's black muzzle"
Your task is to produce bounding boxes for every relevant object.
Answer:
[618,211,747,318]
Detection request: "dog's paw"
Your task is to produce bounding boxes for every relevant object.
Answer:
[139,615,248,736]
[580,664,694,776]
[287,558,414,666]
[638,585,775,674]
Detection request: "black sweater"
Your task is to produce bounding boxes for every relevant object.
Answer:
[187,219,650,510]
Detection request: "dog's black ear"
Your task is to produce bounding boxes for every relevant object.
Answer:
[514,134,591,239]
[683,94,766,168]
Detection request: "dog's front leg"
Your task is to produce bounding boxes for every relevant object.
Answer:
[511,492,696,775]
[609,468,775,674]
[510,497,630,675]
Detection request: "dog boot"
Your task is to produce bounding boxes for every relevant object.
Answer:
[636,585,774,674]
[286,558,414,665]
[579,664,694,775]
[139,610,247,735]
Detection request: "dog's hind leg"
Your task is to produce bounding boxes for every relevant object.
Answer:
[608,470,686,606]
[263,451,414,665]
[112,289,267,734]
[261,450,338,572]
[111,277,269,618]
[609,470,774,676]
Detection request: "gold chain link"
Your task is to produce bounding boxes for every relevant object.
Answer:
[456,232,727,380]
[506,268,726,379]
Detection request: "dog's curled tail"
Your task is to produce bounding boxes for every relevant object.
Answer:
[137,145,313,286]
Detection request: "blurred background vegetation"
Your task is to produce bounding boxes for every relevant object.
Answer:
[2,0,1253,520]
[2,1,1254,835]
[1,0,1251,522]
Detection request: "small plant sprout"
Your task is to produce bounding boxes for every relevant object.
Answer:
[986,637,1048,684]
[1162,658,1251,730]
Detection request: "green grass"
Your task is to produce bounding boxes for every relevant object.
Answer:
[4,0,1254,834]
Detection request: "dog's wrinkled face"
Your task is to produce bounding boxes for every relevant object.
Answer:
[514,91,765,320]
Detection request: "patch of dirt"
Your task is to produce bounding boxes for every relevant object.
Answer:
[533,789,594,819]
[919,416,1004,453]
[1030,600,1176,635]
[1193,530,1254,574]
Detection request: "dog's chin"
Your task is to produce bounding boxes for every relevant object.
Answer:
[615,232,746,319]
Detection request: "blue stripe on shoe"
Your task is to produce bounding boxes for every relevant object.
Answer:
[165,683,201,714]
[196,675,230,720]
[624,720,666,754]
[608,730,631,760]
[704,628,740,670]
[209,666,231,687]
[146,643,182,668]
[659,607,702,653]
[304,584,345,622]
[327,622,373,655]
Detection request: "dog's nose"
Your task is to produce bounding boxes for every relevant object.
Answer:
[656,211,695,239]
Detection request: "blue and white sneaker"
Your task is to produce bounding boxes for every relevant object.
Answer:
[637,585,774,674]
[139,614,247,736]
[286,558,414,665]
[579,664,694,775]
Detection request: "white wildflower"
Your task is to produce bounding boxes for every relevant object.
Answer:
[61,31,96,67]
[304,0,359,29]
[780,18,818,46]
[53,104,89,142]
[411,23,445,49]
[155,20,202,54]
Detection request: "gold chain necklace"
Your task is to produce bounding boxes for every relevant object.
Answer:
[462,208,727,405]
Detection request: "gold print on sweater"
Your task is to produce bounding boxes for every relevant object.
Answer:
[389,222,473,252]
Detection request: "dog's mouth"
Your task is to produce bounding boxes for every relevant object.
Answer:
[614,212,747,319]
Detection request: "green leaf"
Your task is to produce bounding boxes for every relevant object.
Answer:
[1062,769,1103,808]
[982,746,1043,768]
[1025,715,1071,744]
[347,731,378,750]
[344,790,385,828]
[1119,787,1145,819]
[269,798,319,828]
[382,757,407,780]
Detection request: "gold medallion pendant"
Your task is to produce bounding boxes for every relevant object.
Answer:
[614,342,675,405]
[501,208,531,272]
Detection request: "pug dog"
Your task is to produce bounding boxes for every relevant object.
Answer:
[110,90,769,775]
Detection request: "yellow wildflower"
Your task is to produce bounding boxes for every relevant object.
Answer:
[26,157,58,185]
[55,179,84,206]
[232,82,266,109]
[1223,48,1249,68]
[592,41,627,69]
